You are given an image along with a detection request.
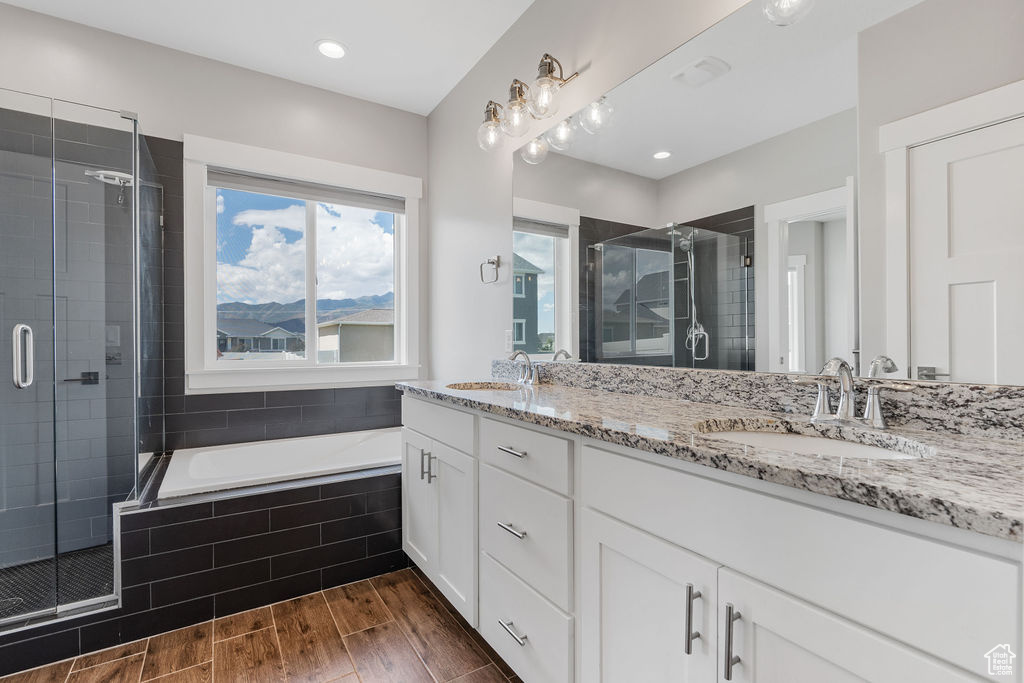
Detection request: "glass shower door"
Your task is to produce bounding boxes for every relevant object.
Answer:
[0,89,58,623]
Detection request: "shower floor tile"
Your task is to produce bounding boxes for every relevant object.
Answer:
[0,545,114,620]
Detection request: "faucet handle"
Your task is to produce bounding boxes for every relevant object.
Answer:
[867,380,915,394]
[863,381,915,429]
[791,374,840,386]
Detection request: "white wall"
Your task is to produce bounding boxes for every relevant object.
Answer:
[856,0,1024,366]
[426,0,750,379]
[0,4,427,179]
[513,152,659,228]
[656,108,856,370]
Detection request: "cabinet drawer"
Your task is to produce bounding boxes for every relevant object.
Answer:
[479,552,572,683]
[479,417,571,494]
[480,464,572,610]
[402,396,474,454]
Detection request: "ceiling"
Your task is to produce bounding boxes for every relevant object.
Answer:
[549,0,924,180]
[3,0,535,115]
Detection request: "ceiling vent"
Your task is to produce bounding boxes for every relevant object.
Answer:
[672,56,731,88]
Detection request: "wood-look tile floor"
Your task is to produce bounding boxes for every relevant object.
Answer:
[2,570,520,683]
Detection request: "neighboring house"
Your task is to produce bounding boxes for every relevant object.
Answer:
[317,308,395,363]
[602,270,671,354]
[216,317,304,355]
[512,253,543,353]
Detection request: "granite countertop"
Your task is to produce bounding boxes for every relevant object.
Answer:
[397,380,1024,542]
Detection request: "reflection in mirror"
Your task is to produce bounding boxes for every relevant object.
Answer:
[513,0,1024,384]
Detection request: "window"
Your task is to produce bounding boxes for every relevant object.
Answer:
[512,211,575,357]
[513,319,526,344]
[184,135,421,392]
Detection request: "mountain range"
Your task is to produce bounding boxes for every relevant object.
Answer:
[217,292,394,330]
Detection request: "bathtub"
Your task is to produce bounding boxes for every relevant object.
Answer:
[158,427,403,498]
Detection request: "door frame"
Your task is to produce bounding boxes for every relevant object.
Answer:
[763,179,857,374]
[879,79,1024,376]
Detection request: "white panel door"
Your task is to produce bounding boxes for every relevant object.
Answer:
[580,509,719,683]
[401,428,436,571]
[717,569,979,683]
[909,116,1024,384]
[432,440,478,625]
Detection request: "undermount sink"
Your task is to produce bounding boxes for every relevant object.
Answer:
[445,381,522,391]
[703,430,920,461]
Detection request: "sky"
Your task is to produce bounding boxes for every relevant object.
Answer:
[513,231,555,334]
[216,188,395,305]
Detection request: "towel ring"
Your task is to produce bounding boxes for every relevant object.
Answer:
[480,255,500,284]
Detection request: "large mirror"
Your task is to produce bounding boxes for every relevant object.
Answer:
[512,0,1024,384]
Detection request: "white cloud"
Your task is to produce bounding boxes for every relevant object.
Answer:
[217,202,394,304]
[542,303,554,312]
[216,194,225,214]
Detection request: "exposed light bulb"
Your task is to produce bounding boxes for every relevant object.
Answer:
[520,136,550,165]
[545,118,576,151]
[762,0,815,26]
[477,101,504,151]
[527,76,560,119]
[502,100,531,137]
[578,97,613,135]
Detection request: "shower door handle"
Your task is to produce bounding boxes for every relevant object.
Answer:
[12,324,33,389]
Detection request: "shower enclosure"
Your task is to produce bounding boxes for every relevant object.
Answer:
[591,223,754,370]
[0,88,155,629]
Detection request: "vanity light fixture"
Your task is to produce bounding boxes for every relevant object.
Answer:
[527,53,579,119]
[653,151,672,160]
[520,136,550,165]
[545,117,577,151]
[502,80,532,137]
[315,39,347,59]
[578,96,614,135]
[762,0,815,26]
[477,101,505,151]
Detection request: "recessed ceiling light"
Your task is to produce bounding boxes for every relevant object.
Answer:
[316,39,347,59]
[653,151,672,160]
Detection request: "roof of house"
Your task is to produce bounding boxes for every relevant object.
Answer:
[216,317,299,337]
[513,253,544,275]
[318,308,395,327]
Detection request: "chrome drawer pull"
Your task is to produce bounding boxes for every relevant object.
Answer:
[724,603,742,680]
[497,445,527,458]
[419,449,429,480]
[684,583,702,655]
[426,453,436,483]
[498,619,528,646]
[497,521,527,539]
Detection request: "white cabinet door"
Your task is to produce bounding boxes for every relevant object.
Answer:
[401,428,436,570]
[580,509,719,683]
[433,441,478,625]
[716,569,978,683]
[909,116,1024,384]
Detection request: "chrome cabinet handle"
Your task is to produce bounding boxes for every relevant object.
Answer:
[497,445,527,459]
[497,619,528,646]
[419,449,428,480]
[724,603,742,680]
[497,521,527,539]
[684,583,702,655]
[12,324,33,389]
[426,453,436,483]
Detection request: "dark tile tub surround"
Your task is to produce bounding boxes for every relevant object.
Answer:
[0,469,407,677]
[492,359,1024,442]
[142,136,402,451]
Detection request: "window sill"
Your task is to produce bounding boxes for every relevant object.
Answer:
[185,364,422,394]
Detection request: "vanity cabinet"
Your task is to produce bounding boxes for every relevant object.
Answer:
[401,397,478,624]
[580,508,719,682]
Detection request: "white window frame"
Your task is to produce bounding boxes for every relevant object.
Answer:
[513,319,526,344]
[513,274,526,298]
[512,198,580,360]
[183,135,422,393]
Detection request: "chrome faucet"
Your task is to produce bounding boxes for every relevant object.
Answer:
[552,349,572,361]
[508,350,537,385]
[793,357,854,423]
[863,356,914,429]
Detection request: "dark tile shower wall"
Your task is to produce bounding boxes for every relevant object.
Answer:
[674,206,755,371]
[144,137,402,452]
[0,470,407,676]
[0,107,137,565]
